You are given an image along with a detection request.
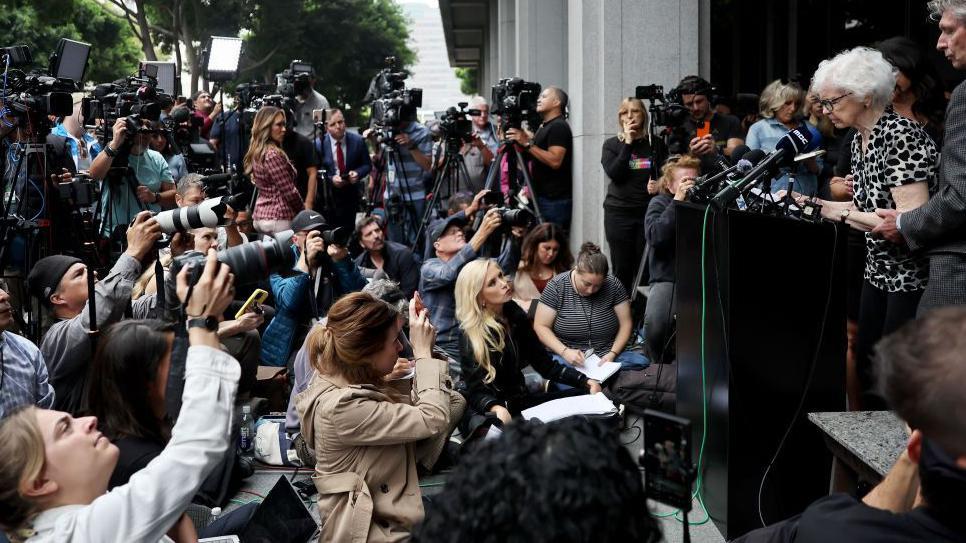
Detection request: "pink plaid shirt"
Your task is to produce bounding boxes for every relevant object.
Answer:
[251,147,303,221]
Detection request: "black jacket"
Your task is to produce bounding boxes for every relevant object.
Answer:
[354,240,420,298]
[644,194,677,283]
[459,302,588,414]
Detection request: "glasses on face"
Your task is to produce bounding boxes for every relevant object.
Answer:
[665,154,683,164]
[819,92,853,112]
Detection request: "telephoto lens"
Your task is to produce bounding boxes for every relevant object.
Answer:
[170,230,296,286]
[497,207,536,229]
[154,196,230,234]
[321,226,351,247]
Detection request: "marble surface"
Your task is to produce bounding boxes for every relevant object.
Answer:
[808,411,907,477]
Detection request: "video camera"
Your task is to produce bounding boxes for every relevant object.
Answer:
[491,77,541,131]
[276,60,314,100]
[436,102,479,149]
[160,104,218,173]
[0,44,79,136]
[367,56,423,142]
[635,84,690,129]
[86,65,172,148]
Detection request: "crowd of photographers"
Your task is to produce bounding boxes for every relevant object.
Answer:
[3,2,966,539]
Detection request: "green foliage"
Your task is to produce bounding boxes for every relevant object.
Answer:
[242,0,415,124]
[0,0,141,84]
[455,67,478,96]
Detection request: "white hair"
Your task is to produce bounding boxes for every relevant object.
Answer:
[928,0,966,21]
[469,95,489,109]
[811,47,897,110]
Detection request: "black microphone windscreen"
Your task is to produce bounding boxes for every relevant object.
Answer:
[776,127,813,155]
[731,144,751,162]
[742,149,768,166]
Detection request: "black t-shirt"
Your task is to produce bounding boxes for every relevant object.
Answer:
[733,494,965,543]
[601,136,664,208]
[283,131,318,199]
[531,116,573,200]
[682,112,744,151]
[108,435,163,489]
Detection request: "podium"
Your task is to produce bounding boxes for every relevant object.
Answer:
[675,204,847,539]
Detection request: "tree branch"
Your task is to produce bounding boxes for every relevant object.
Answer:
[96,0,176,38]
[239,45,282,74]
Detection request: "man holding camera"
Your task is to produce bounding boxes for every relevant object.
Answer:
[318,108,372,233]
[261,210,366,366]
[88,116,175,238]
[373,116,434,246]
[460,97,498,193]
[678,76,744,158]
[0,285,54,419]
[354,216,420,298]
[27,211,162,414]
[505,87,574,230]
[293,68,330,139]
[420,208,521,370]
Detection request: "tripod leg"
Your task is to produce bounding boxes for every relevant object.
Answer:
[512,147,544,223]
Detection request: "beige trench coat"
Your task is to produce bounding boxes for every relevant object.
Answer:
[296,357,460,542]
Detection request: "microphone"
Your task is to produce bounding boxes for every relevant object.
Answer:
[687,146,760,200]
[709,128,814,211]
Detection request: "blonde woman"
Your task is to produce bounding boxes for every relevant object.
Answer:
[244,106,303,234]
[456,259,599,425]
[296,292,458,542]
[601,97,665,293]
[745,79,822,196]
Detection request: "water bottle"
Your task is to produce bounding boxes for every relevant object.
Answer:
[239,405,254,454]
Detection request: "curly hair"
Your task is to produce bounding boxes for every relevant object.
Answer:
[414,417,662,543]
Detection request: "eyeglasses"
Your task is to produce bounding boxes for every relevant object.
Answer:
[819,92,853,112]
[665,154,683,164]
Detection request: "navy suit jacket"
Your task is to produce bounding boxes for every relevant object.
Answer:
[317,132,372,180]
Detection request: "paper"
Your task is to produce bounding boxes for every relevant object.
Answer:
[575,351,622,383]
[521,392,618,422]
[485,425,503,441]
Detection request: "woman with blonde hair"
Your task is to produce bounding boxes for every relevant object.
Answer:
[745,79,822,196]
[643,155,702,364]
[296,291,459,542]
[600,97,665,293]
[244,106,303,234]
[457,259,599,425]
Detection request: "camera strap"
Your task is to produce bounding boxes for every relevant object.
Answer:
[154,254,165,318]
[86,259,99,354]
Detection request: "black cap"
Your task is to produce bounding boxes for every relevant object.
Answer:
[27,255,84,307]
[291,210,327,233]
[429,215,468,255]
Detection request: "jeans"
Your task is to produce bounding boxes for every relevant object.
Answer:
[254,219,292,236]
[550,350,650,390]
[604,204,648,295]
[386,196,426,247]
[536,196,573,231]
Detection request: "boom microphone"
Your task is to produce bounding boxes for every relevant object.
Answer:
[709,128,814,210]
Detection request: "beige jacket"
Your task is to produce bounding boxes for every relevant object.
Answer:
[296,357,459,543]
[512,268,542,314]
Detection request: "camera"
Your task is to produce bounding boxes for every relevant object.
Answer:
[170,230,297,287]
[276,60,314,99]
[367,56,423,142]
[320,226,350,247]
[57,174,97,208]
[436,102,478,148]
[0,45,77,134]
[491,77,541,130]
[86,67,173,149]
[153,196,234,235]
[634,84,689,128]
[494,207,536,229]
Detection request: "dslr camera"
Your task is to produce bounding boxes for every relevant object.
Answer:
[170,230,297,287]
[491,77,541,130]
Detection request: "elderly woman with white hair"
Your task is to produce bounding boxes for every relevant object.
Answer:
[809,47,939,410]
[745,79,822,196]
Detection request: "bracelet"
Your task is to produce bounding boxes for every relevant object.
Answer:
[608,350,619,357]
[153,191,160,204]
[561,347,570,356]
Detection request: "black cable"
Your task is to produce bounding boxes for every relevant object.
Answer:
[756,221,840,526]
[621,415,643,446]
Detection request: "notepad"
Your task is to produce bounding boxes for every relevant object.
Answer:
[576,351,622,383]
[520,392,618,422]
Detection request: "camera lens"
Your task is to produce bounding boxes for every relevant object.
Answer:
[501,208,536,228]
[154,197,228,234]
[170,230,296,287]
[321,227,350,247]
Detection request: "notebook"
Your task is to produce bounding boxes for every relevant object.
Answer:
[576,350,622,383]
[520,392,618,423]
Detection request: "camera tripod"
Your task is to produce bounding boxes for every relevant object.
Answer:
[369,136,423,246]
[479,136,544,223]
[411,137,473,251]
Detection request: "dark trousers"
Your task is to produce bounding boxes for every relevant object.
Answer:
[604,205,648,295]
[855,280,922,410]
[536,196,573,232]
[322,185,362,234]
[221,329,261,399]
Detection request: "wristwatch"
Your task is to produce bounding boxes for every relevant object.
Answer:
[840,208,851,222]
[187,316,219,332]
[103,145,117,158]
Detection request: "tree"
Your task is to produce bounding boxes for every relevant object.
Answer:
[243,0,415,124]
[0,0,142,84]
[455,67,478,96]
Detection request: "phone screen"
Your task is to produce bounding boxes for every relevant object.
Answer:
[642,409,693,511]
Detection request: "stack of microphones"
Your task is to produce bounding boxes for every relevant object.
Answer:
[685,144,764,203]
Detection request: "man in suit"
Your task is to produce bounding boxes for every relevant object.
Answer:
[874,1,966,314]
[317,108,372,233]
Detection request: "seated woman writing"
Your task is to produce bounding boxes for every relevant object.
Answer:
[456,259,601,425]
[0,249,239,543]
[512,223,573,316]
[534,243,648,376]
[296,292,461,542]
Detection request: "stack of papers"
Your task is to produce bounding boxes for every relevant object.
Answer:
[576,352,622,383]
[521,392,618,422]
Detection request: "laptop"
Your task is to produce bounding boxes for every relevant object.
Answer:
[200,476,318,543]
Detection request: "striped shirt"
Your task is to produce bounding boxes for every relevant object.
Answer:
[538,271,628,355]
[252,147,303,221]
[0,331,55,419]
[384,121,433,201]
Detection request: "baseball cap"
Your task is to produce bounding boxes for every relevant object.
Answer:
[291,210,327,233]
[429,215,468,255]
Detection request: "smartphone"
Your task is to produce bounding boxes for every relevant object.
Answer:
[235,288,269,320]
[413,291,426,314]
[696,120,711,138]
[641,409,693,511]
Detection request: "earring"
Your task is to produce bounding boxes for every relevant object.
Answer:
[482,301,486,308]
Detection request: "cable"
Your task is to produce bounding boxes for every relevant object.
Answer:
[755,222,840,527]
[621,415,643,446]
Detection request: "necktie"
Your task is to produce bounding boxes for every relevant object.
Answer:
[336,140,346,174]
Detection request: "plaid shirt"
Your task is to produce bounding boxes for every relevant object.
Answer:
[0,331,54,419]
[252,147,303,221]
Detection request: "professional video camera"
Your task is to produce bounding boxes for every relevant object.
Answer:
[276,60,314,99]
[86,65,172,148]
[436,102,479,148]
[367,56,423,141]
[491,77,541,131]
[635,84,691,154]
[171,230,297,287]
[0,45,78,135]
